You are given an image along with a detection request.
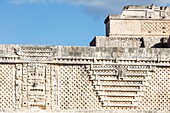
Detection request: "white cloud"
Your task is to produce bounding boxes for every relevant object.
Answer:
[11,0,170,18]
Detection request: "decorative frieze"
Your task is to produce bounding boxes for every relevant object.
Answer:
[87,64,155,110]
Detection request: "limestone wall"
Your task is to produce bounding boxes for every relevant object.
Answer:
[105,19,170,37]
[1,4,170,113]
[90,36,169,48]
[105,5,170,37]
[0,45,169,112]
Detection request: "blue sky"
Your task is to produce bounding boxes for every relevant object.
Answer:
[0,0,170,46]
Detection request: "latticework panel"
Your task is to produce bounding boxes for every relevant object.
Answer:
[141,22,157,33]
[141,21,170,34]
[88,64,154,110]
[58,65,101,110]
[0,64,15,110]
[138,67,170,111]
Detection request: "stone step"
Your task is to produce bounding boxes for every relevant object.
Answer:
[97,92,137,97]
[95,85,143,91]
[126,73,147,76]
[125,77,148,80]
[92,72,148,76]
[90,75,147,80]
[100,95,142,100]
[93,71,116,75]
[102,101,138,107]
[93,83,143,87]
[100,96,139,102]
[97,91,144,96]
[127,68,153,71]
[91,76,146,81]
[90,75,117,80]
[94,86,143,92]
[123,78,147,81]
[93,81,143,86]
[91,67,116,70]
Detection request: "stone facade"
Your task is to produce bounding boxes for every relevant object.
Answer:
[91,4,170,48]
[0,4,170,112]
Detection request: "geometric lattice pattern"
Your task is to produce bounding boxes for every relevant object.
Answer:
[138,67,170,111]
[142,22,157,33]
[141,21,170,34]
[58,65,101,110]
[88,64,155,110]
[49,64,170,111]
[0,64,15,110]
[0,62,169,111]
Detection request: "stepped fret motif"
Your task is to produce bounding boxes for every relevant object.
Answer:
[88,64,155,109]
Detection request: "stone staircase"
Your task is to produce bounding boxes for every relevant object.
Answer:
[87,64,154,107]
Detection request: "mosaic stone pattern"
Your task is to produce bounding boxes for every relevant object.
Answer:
[0,4,170,113]
[0,64,15,110]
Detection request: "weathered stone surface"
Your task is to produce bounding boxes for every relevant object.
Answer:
[104,5,170,37]
[0,4,169,112]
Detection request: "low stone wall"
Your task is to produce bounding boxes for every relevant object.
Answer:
[1,45,170,63]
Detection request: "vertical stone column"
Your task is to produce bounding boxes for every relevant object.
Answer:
[26,63,47,110]
[45,64,51,110]
[51,65,58,110]
[22,64,28,110]
[15,64,23,110]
